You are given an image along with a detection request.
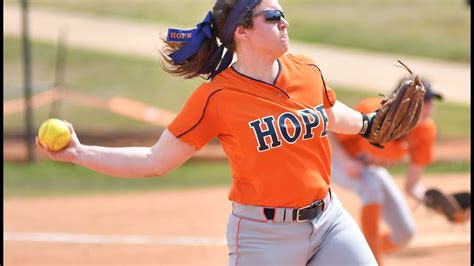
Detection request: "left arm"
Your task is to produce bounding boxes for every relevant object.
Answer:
[326,100,365,134]
[404,163,427,203]
[403,119,436,203]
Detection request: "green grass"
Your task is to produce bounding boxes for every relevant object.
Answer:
[430,101,471,138]
[388,160,470,176]
[4,4,470,200]
[3,36,200,109]
[4,159,469,198]
[285,0,470,62]
[4,36,470,138]
[330,86,470,139]
[5,0,470,62]
[4,36,201,133]
[4,160,232,198]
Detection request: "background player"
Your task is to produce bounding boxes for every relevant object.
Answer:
[36,0,382,264]
[330,78,444,265]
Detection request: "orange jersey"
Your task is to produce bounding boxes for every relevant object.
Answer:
[168,54,336,208]
[335,97,436,167]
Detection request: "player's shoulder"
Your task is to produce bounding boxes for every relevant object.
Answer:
[413,118,436,131]
[193,81,225,96]
[400,117,436,142]
[279,53,323,78]
[208,68,258,95]
[355,97,384,113]
[282,53,318,66]
[185,81,226,108]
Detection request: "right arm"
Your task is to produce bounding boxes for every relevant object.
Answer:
[37,122,196,178]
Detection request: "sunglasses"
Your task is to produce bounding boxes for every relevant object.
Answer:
[253,10,285,23]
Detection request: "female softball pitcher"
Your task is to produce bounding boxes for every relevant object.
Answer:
[330,79,443,266]
[37,0,378,265]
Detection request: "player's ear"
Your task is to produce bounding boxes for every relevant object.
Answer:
[234,25,248,42]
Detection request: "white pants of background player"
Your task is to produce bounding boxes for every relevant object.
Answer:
[331,155,416,247]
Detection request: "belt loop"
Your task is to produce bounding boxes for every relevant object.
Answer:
[263,208,275,221]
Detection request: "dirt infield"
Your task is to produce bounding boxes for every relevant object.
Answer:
[4,173,470,266]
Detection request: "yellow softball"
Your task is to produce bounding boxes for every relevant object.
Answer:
[38,118,71,152]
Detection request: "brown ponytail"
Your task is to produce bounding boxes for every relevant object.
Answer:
[159,34,219,79]
[159,0,258,80]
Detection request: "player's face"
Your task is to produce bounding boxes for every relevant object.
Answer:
[246,0,289,58]
[421,99,434,120]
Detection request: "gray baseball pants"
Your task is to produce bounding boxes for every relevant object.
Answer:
[227,192,377,265]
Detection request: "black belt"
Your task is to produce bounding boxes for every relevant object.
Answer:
[263,188,332,223]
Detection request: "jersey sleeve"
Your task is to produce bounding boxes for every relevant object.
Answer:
[167,83,222,150]
[405,119,437,166]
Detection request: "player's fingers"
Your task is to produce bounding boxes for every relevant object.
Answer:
[62,120,80,144]
[35,137,43,148]
[63,120,75,134]
[36,137,56,159]
[35,137,50,151]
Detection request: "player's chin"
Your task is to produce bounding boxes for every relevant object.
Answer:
[279,44,289,56]
[280,39,289,52]
[268,43,289,59]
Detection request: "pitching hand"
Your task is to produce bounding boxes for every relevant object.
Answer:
[36,121,81,163]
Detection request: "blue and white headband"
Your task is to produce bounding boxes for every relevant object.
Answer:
[166,0,260,79]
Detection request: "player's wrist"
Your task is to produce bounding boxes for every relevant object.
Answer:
[407,183,427,203]
[70,143,86,165]
[359,112,376,137]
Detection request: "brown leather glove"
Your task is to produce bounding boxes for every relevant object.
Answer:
[424,188,471,224]
[361,60,426,147]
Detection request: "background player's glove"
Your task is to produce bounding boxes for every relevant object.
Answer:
[424,188,471,224]
[360,60,426,146]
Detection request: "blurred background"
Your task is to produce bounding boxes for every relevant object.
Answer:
[3,1,471,264]
[3,0,471,265]
[4,0,470,196]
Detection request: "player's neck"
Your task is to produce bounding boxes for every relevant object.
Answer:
[233,54,279,85]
